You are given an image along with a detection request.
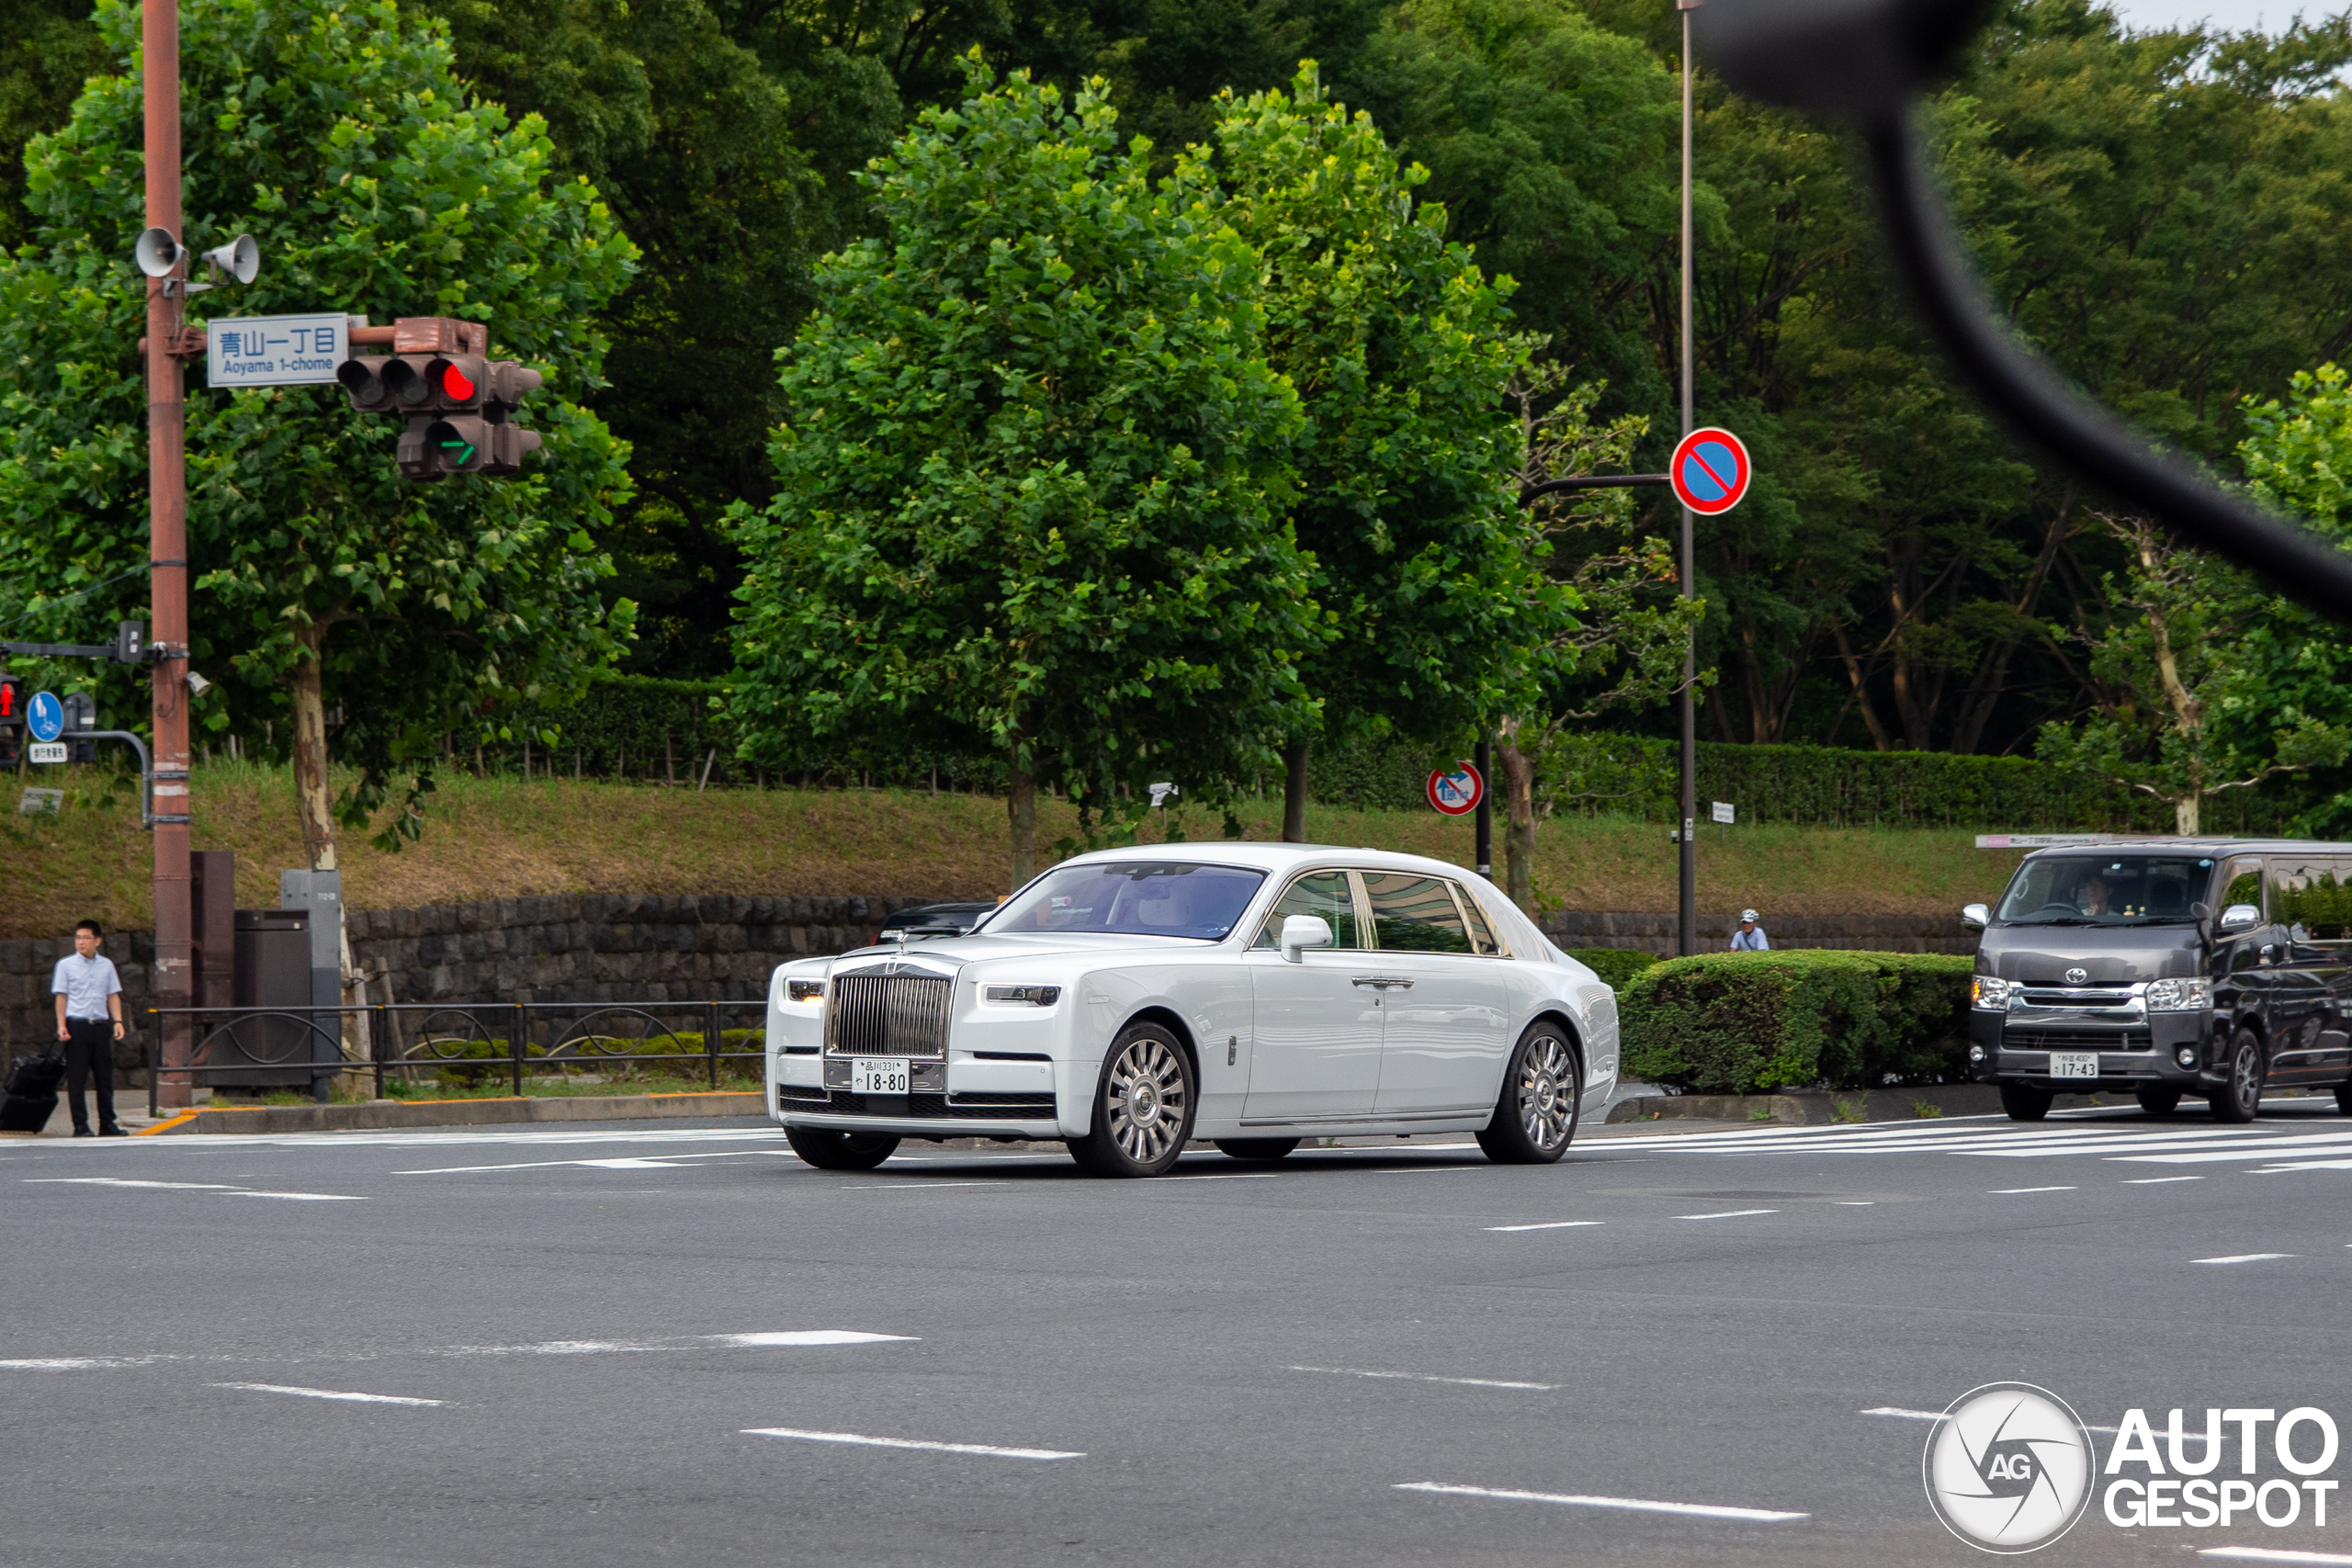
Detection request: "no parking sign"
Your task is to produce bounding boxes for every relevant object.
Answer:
[1670,428,1752,514]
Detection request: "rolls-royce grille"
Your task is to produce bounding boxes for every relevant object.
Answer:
[2005,1028,2154,1051]
[825,973,953,1058]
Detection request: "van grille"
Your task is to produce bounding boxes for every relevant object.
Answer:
[2006,1028,2154,1051]
[824,973,954,1059]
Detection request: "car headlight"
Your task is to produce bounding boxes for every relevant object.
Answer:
[787,979,826,1003]
[1971,976,2013,1010]
[2144,978,2211,1012]
[983,985,1061,1006]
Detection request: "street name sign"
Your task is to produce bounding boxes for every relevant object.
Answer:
[207,313,348,388]
[1670,427,1752,514]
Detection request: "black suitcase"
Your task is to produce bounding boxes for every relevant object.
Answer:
[0,1054,65,1134]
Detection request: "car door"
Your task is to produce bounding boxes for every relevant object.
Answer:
[2267,856,2348,1084]
[1244,870,1383,1120]
[2212,857,2274,1059]
[1361,872,1510,1116]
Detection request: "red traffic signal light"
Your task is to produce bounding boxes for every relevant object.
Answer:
[339,319,546,480]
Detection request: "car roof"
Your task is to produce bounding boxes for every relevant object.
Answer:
[2020,840,2352,860]
[1050,840,1484,882]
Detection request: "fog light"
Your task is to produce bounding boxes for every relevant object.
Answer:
[1969,1044,1986,1064]
[2177,1046,2198,1068]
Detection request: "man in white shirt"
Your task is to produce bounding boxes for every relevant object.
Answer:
[51,919,127,1137]
[1730,909,1770,952]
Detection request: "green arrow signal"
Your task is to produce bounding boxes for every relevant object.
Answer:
[438,436,476,465]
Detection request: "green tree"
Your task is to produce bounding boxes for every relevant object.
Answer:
[0,0,639,871]
[729,58,1319,885]
[1199,66,1538,838]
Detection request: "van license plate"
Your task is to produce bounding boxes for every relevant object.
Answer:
[2049,1052,2100,1079]
[851,1058,910,1095]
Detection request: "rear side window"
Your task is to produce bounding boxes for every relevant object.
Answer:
[1459,887,1503,956]
[1363,873,1473,953]
[2270,859,2352,943]
[1253,871,1363,949]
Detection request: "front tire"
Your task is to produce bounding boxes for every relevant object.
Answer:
[1215,1138,1299,1162]
[2136,1087,2182,1117]
[1476,1021,1580,1165]
[2210,1031,2265,1123]
[1068,1024,1196,1178]
[2336,1083,2352,1116]
[785,1125,900,1170]
[2000,1082,2052,1122]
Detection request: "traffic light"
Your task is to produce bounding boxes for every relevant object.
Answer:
[334,318,546,481]
[0,671,19,769]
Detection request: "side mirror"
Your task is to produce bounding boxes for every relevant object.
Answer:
[1961,903,1989,928]
[1280,915,1334,964]
[2220,904,2262,933]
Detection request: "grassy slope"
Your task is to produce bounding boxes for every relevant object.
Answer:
[0,759,2025,939]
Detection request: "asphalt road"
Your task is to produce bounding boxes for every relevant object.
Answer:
[7,1100,2352,1567]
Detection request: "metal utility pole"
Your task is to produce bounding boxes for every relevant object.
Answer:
[143,0,194,1107]
[1677,0,1700,958]
[1473,735,1492,882]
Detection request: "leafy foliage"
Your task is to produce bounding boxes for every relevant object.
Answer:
[0,0,638,850]
[729,59,1320,878]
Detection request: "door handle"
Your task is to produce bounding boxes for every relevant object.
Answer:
[1351,976,1414,989]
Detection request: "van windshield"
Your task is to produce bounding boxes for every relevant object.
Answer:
[1994,854,2214,925]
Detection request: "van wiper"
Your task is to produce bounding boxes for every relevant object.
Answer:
[2018,917,2098,926]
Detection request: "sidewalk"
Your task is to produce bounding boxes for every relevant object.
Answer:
[8,1090,180,1138]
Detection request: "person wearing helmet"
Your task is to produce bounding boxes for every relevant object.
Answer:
[1730,909,1770,952]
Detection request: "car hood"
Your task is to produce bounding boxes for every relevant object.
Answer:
[827,931,1217,967]
[1977,925,2203,984]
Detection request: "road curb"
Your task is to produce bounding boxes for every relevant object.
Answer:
[144,1090,767,1134]
[1604,1084,2009,1125]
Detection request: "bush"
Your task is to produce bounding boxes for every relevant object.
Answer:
[1565,947,1660,988]
[1619,951,1973,1094]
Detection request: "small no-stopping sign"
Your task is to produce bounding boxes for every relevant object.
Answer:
[1427,761,1485,817]
[1670,427,1751,514]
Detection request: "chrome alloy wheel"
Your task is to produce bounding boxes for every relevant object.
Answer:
[1517,1032,1577,1151]
[2231,1039,2262,1115]
[1103,1036,1189,1164]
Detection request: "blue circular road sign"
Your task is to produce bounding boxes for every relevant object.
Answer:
[26,691,63,743]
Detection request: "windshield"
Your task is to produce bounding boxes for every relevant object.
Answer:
[1994,854,2214,925]
[984,862,1268,942]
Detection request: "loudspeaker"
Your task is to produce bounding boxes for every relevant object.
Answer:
[201,234,258,285]
[133,227,185,277]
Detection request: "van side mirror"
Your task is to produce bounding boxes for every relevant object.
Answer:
[1961,903,1989,928]
[2219,904,2262,933]
[1280,915,1333,964]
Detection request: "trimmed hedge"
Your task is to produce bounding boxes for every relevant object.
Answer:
[1565,947,1661,988]
[1619,951,1973,1094]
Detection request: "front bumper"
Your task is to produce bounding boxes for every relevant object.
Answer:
[769,1047,1071,1137]
[1968,1005,2220,1089]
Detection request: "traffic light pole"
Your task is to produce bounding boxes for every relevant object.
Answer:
[143,0,194,1108]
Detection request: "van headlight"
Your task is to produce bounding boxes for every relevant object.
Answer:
[2144,978,2211,1012]
[1971,976,2013,1010]
[787,979,826,1003]
[983,985,1062,1006]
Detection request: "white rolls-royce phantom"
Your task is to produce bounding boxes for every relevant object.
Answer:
[763,843,1621,1177]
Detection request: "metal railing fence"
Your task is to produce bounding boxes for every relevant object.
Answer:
[143,998,768,1117]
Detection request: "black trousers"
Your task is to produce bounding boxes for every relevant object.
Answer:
[62,1018,118,1132]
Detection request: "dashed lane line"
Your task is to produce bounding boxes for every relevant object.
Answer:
[2192,1253,2296,1265]
[2199,1549,2352,1564]
[214,1382,446,1407]
[1486,1221,1603,1233]
[1395,1481,1807,1523]
[1673,1209,1778,1221]
[26,1178,366,1201]
[1990,1186,2076,1194]
[1291,1366,1556,1391]
[744,1427,1081,1461]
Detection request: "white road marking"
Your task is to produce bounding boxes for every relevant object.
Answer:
[843,1181,1009,1190]
[1834,1201,1875,1205]
[1396,1481,1806,1522]
[1861,1405,2124,1435]
[27,1176,365,1201]
[2199,1550,2352,1564]
[0,1357,160,1371]
[1372,1166,1487,1176]
[2192,1253,2294,1264]
[744,1427,1081,1461]
[1485,1221,1603,1232]
[1990,1186,2075,1194]
[2122,1176,2205,1184]
[714,1331,916,1348]
[1163,1172,1283,1181]
[214,1382,445,1406]
[1291,1365,1555,1391]
[1673,1209,1778,1220]
[397,1151,799,1175]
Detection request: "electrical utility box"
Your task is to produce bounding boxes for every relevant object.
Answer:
[220,907,311,1089]
[278,869,345,1100]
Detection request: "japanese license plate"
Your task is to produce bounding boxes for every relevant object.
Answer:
[2048,1052,2100,1079]
[851,1058,910,1095]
